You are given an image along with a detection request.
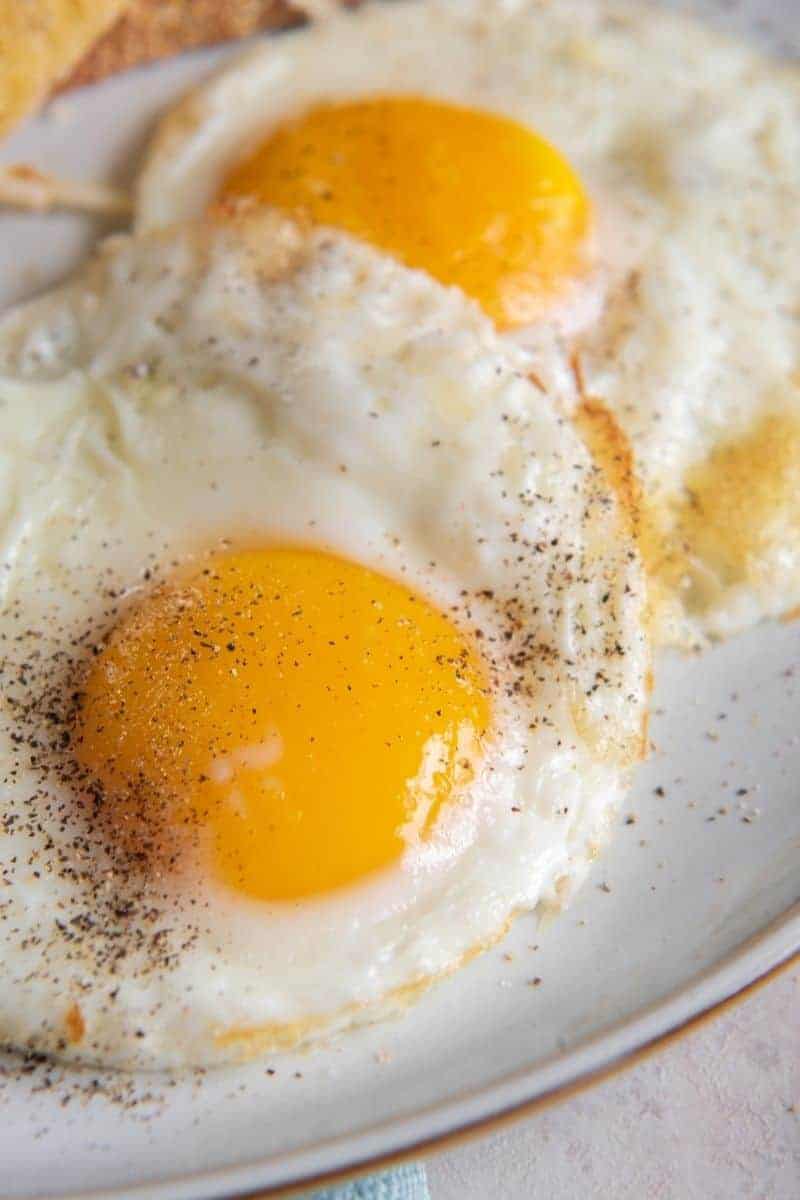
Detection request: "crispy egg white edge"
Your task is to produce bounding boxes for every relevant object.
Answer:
[134,0,800,650]
[0,214,648,1068]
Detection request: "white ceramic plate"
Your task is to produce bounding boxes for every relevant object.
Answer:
[0,3,798,1197]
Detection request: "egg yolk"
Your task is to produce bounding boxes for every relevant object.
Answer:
[220,95,590,328]
[75,547,489,901]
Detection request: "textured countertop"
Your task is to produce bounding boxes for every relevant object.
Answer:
[427,968,799,1198]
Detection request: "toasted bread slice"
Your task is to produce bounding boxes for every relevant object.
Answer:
[63,0,353,91]
[0,0,130,139]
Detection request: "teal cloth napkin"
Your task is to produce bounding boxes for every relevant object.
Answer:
[307,1163,429,1199]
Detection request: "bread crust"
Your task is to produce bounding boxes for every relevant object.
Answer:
[62,0,354,91]
[0,0,129,138]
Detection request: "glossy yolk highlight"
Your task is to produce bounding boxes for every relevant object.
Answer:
[220,95,590,328]
[75,547,489,901]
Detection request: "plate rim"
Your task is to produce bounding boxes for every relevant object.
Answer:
[2,5,798,1195]
[42,902,800,1200]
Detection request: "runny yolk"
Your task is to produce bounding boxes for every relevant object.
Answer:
[220,95,590,328]
[75,546,490,901]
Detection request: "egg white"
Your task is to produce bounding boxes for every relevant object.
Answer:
[136,0,800,648]
[0,213,647,1068]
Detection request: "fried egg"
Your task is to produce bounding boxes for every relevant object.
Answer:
[0,212,647,1068]
[136,0,800,648]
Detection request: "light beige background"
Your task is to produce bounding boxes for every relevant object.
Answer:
[429,970,799,1198]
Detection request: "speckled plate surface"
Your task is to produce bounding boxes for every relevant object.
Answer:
[0,3,798,1198]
